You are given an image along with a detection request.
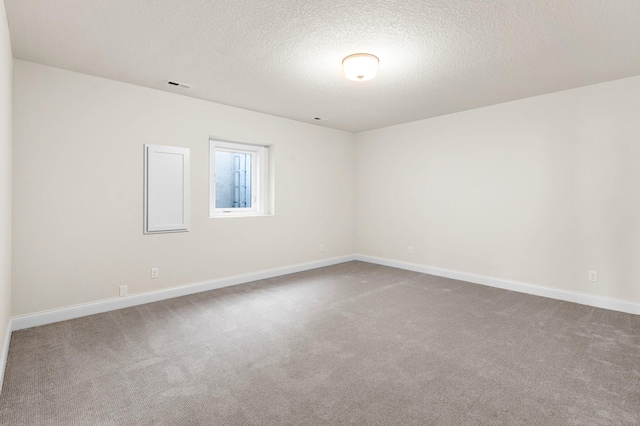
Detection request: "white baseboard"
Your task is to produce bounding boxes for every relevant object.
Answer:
[0,319,12,395]
[355,254,640,315]
[11,255,356,331]
[9,252,638,333]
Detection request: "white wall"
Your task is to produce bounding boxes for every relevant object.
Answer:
[12,57,640,318]
[12,60,355,317]
[0,0,13,357]
[356,76,640,304]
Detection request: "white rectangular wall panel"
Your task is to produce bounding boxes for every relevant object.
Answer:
[144,144,190,234]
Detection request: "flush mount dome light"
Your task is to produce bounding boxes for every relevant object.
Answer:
[342,53,379,81]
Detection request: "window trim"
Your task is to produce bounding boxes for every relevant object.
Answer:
[209,138,269,218]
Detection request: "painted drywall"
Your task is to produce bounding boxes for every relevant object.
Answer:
[12,60,355,316]
[0,0,12,346]
[356,76,640,304]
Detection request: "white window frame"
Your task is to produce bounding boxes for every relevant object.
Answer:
[209,139,269,217]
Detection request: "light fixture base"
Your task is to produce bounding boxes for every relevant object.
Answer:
[342,53,379,81]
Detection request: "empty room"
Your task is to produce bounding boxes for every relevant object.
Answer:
[0,0,639,424]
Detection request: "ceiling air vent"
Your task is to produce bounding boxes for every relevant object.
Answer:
[165,80,192,89]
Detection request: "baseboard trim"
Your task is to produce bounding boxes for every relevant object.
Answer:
[355,254,640,315]
[10,252,638,332]
[11,255,356,331]
[0,319,12,395]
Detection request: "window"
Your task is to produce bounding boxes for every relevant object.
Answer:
[209,139,271,217]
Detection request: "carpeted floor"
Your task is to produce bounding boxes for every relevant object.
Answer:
[0,261,638,425]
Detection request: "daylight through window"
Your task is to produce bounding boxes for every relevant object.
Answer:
[210,139,270,217]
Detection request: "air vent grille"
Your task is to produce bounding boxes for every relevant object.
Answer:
[165,80,192,89]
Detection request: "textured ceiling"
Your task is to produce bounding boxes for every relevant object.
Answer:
[5,0,640,132]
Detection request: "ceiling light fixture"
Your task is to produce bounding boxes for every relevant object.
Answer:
[342,53,379,81]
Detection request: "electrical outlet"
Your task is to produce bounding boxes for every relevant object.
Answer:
[151,268,159,279]
[119,285,128,297]
[588,271,598,282]
[408,246,413,254]
[319,244,324,252]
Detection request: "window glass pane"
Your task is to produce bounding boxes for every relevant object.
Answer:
[215,150,252,209]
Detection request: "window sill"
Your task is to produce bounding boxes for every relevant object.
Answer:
[209,212,274,219]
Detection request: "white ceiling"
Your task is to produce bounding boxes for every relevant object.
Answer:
[5,0,640,133]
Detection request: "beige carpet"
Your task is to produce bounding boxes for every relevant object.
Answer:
[0,261,638,425]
